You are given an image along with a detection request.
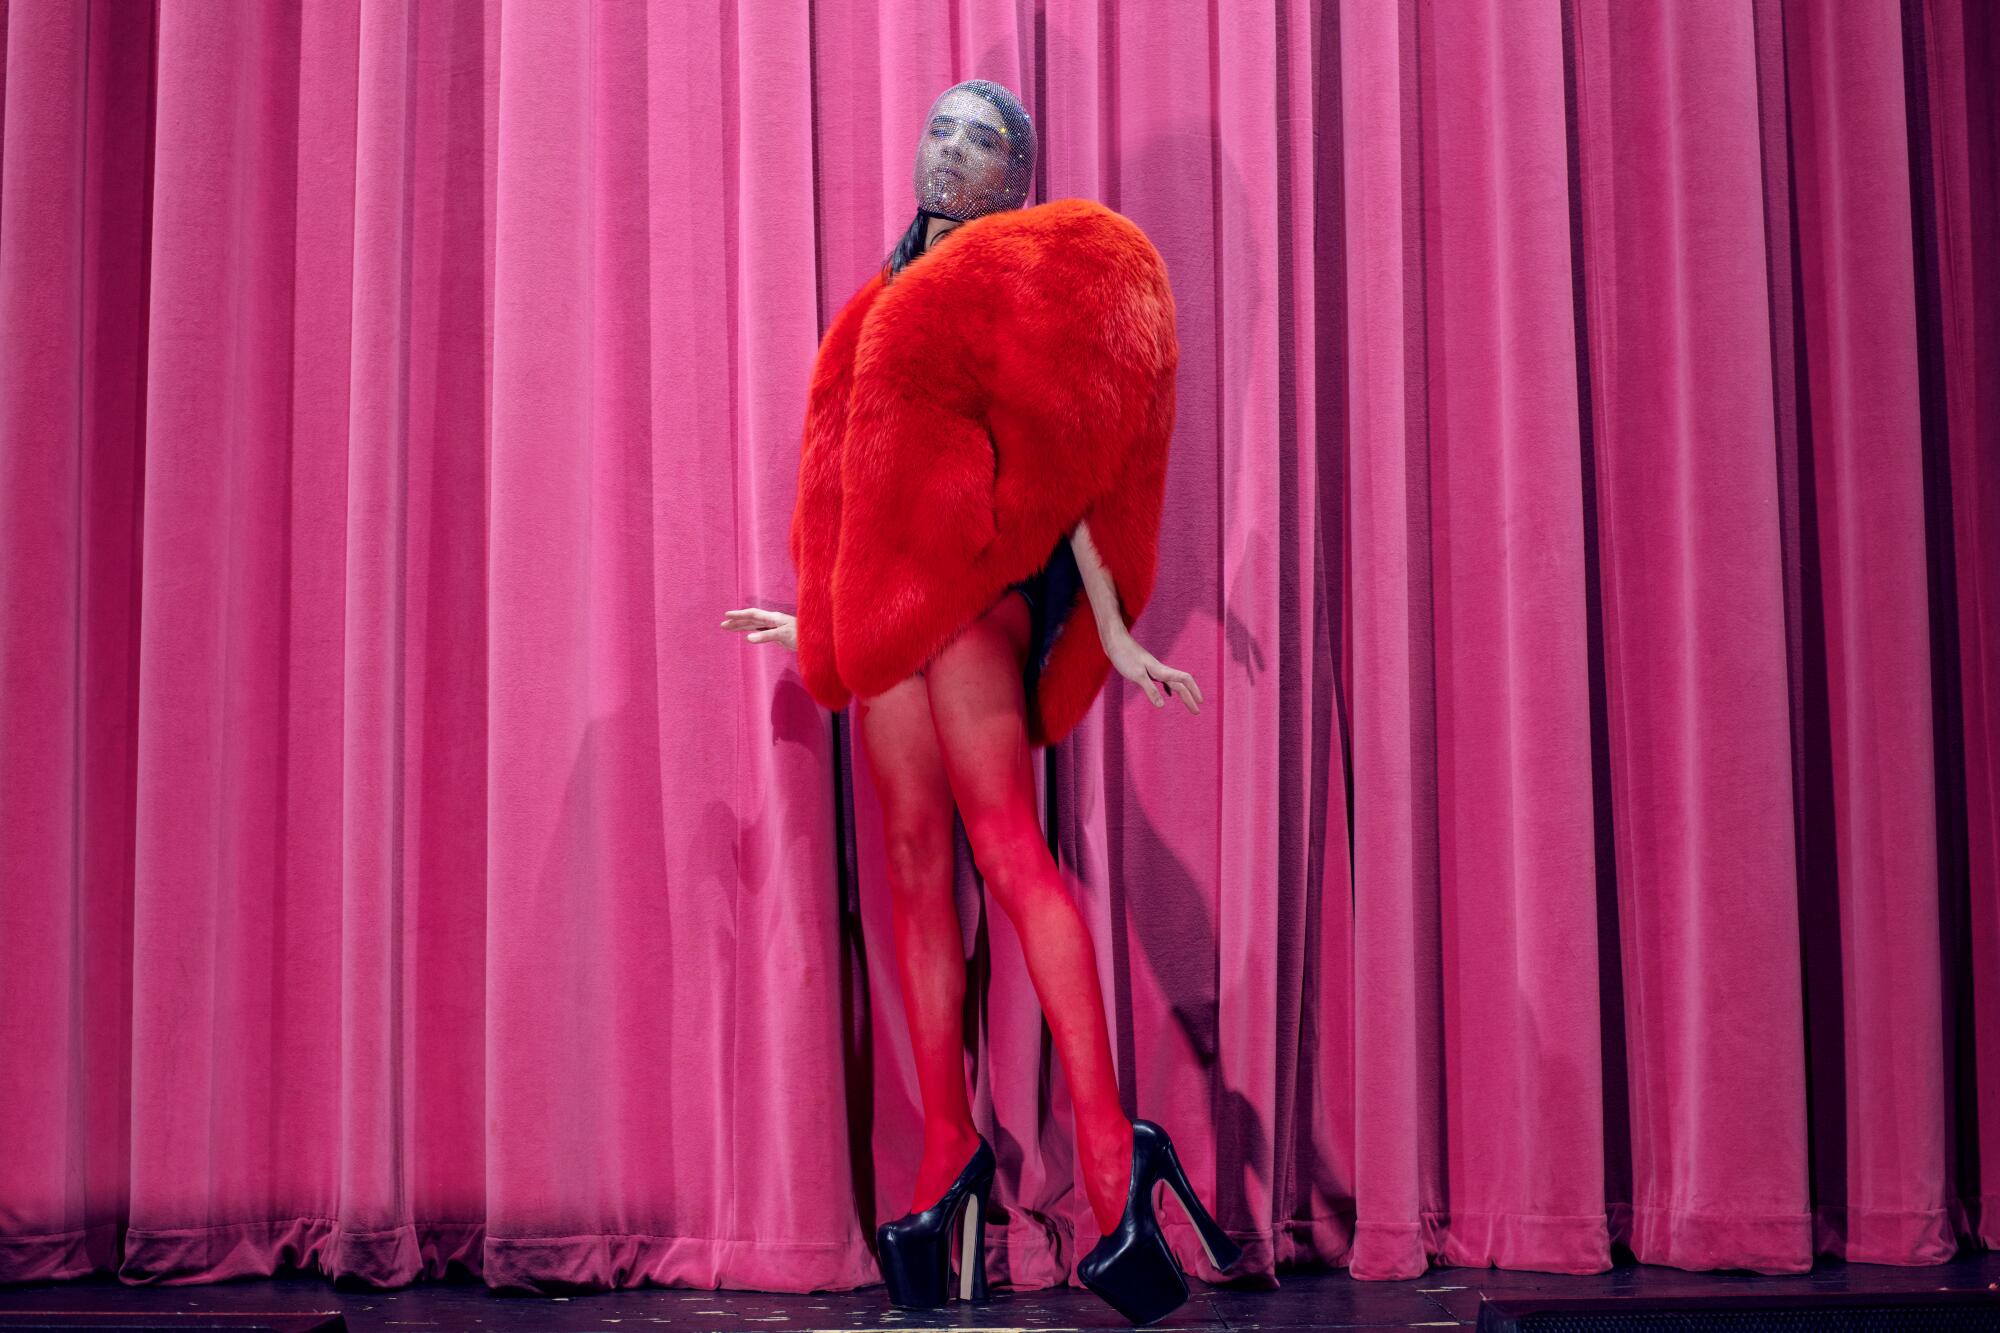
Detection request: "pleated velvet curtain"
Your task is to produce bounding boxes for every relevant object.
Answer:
[0,0,1994,1293]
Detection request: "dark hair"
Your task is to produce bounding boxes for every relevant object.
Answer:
[881,81,1036,284]
[881,210,934,285]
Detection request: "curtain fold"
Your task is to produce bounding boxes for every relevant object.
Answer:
[1571,0,1813,1271]
[0,0,1993,1294]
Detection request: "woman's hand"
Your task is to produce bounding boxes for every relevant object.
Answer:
[1067,519,1199,714]
[1102,621,1201,713]
[720,607,798,654]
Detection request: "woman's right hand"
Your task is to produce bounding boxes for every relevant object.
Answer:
[720,607,798,655]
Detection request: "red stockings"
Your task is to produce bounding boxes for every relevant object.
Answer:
[855,592,1135,1237]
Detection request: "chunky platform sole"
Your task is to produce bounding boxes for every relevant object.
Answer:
[876,1135,995,1309]
[1077,1119,1245,1326]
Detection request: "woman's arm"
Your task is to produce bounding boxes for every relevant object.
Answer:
[1068,518,1202,713]
[1069,517,1127,641]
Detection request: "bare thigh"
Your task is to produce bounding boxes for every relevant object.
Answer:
[854,673,957,891]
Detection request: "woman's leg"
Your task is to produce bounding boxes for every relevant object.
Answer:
[855,674,985,1214]
[922,594,1136,1237]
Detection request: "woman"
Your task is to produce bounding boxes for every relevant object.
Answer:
[722,79,1241,1327]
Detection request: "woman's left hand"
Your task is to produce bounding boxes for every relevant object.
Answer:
[1103,623,1201,713]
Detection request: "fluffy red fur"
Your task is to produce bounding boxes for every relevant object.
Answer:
[789,198,1177,747]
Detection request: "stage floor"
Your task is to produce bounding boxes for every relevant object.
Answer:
[2,1252,1997,1330]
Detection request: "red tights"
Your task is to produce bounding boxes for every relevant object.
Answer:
[855,590,1135,1237]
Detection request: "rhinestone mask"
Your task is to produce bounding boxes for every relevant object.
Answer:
[912,80,1035,222]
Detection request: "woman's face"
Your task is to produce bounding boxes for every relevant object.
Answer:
[913,89,1020,220]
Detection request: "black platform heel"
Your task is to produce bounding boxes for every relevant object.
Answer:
[875,1134,995,1308]
[1077,1119,1245,1326]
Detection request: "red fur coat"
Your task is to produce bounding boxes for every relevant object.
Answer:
[788,197,1177,747]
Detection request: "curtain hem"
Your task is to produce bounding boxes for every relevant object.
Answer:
[0,1217,883,1293]
[4,1199,1993,1290]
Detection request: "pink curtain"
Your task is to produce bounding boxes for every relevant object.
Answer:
[1,0,1994,1293]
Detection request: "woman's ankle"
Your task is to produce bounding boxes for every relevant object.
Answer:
[1080,1115,1136,1234]
[909,1122,984,1211]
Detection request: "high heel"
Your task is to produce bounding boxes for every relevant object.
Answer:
[1077,1119,1245,1326]
[875,1134,995,1308]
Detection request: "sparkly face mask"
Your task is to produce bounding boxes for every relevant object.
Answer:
[912,82,1035,223]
